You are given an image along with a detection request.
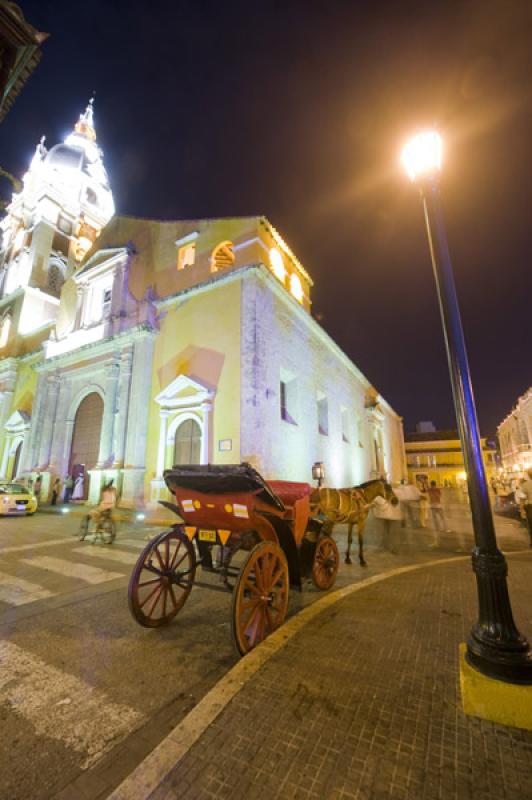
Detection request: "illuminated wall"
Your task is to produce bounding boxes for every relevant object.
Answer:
[239,267,405,486]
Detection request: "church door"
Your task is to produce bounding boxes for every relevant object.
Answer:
[69,393,104,499]
[173,419,202,466]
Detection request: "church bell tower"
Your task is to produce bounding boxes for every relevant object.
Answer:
[0,99,114,347]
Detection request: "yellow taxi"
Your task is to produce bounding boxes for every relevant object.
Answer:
[0,483,38,516]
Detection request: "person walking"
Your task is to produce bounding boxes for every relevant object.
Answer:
[518,469,532,545]
[51,477,61,506]
[33,474,42,501]
[72,473,84,502]
[427,480,451,534]
[418,481,429,528]
[63,474,74,503]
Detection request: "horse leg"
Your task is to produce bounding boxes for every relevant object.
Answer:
[345,521,353,564]
[358,517,368,567]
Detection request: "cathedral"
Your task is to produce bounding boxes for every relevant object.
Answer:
[0,102,406,507]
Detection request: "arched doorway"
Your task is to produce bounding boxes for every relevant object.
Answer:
[173,418,201,466]
[10,440,22,479]
[69,392,104,500]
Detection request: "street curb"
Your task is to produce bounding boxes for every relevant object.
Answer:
[106,553,476,800]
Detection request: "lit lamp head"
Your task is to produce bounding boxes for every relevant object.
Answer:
[401,130,443,183]
[312,461,325,487]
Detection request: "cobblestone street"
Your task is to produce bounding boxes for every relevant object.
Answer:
[148,552,532,800]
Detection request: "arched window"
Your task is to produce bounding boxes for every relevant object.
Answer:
[211,241,235,272]
[47,263,64,297]
[173,418,202,465]
[0,314,11,348]
[290,272,303,303]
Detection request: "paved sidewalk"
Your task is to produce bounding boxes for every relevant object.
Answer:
[116,550,532,800]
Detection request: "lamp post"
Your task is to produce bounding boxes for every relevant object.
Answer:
[401,131,532,684]
[312,461,325,489]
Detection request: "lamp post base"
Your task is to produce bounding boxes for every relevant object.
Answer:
[466,548,532,685]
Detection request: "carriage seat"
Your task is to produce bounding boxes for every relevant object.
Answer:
[267,481,312,509]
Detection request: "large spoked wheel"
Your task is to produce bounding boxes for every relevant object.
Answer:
[231,541,289,656]
[311,535,339,590]
[128,528,196,628]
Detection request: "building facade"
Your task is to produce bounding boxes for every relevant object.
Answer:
[405,427,497,488]
[498,388,532,478]
[0,103,406,506]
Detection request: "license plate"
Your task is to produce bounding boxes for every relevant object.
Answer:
[198,529,217,543]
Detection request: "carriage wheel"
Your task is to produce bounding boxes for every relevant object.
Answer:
[231,541,289,656]
[311,535,339,590]
[128,528,196,628]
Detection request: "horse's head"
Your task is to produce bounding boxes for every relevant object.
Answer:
[383,481,399,506]
[357,478,399,506]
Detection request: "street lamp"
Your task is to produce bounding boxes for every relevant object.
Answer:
[312,461,325,488]
[402,130,532,683]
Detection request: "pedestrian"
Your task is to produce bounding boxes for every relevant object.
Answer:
[427,480,451,534]
[51,476,61,506]
[517,470,532,543]
[72,473,84,501]
[33,473,42,500]
[63,474,74,503]
[418,481,429,528]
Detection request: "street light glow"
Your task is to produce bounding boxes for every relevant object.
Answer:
[401,130,443,181]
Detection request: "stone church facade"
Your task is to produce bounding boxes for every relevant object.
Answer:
[0,102,406,506]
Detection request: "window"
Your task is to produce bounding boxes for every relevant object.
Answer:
[211,241,235,272]
[102,287,112,316]
[47,264,64,297]
[317,393,328,436]
[280,368,297,425]
[341,407,350,443]
[356,416,364,447]
[269,247,286,282]
[290,272,304,303]
[177,242,196,270]
[57,215,73,235]
[52,231,70,256]
[86,187,97,204]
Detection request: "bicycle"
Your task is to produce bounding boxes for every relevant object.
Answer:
[79,508,116,544]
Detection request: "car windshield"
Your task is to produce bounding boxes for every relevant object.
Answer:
[0,484,28,495]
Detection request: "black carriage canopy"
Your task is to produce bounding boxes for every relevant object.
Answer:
[163,463,285,512]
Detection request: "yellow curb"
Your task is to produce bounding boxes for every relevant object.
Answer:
[107,553,477,800]
[459,643,532,730]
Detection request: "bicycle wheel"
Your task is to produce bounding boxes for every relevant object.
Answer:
[79,515,90,541]
[101,516,116,544]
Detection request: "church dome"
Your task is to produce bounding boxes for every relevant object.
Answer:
[45,143,86,172]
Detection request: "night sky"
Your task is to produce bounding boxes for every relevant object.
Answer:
[1,0,531,436]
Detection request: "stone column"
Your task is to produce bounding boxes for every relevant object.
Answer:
[28,373,48,470]
[37,373,60,469]
[112,348,133,468]
[201,400,212,464]
[48,376,70,476]
[156,409,170,477]
[97,359,120,467]
[122,330,156,506]
[0,431,11,477]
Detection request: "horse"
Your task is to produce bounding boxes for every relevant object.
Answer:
[310,479,398,567]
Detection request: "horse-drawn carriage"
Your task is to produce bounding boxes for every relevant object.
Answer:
[128,463,340,655]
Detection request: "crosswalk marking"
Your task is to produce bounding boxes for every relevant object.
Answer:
[0,640,145,768]
[0,537,67,556]
[0,570,53,606]
[72,546,138,565]
[20,555,123,584]
[117,537,155,550]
